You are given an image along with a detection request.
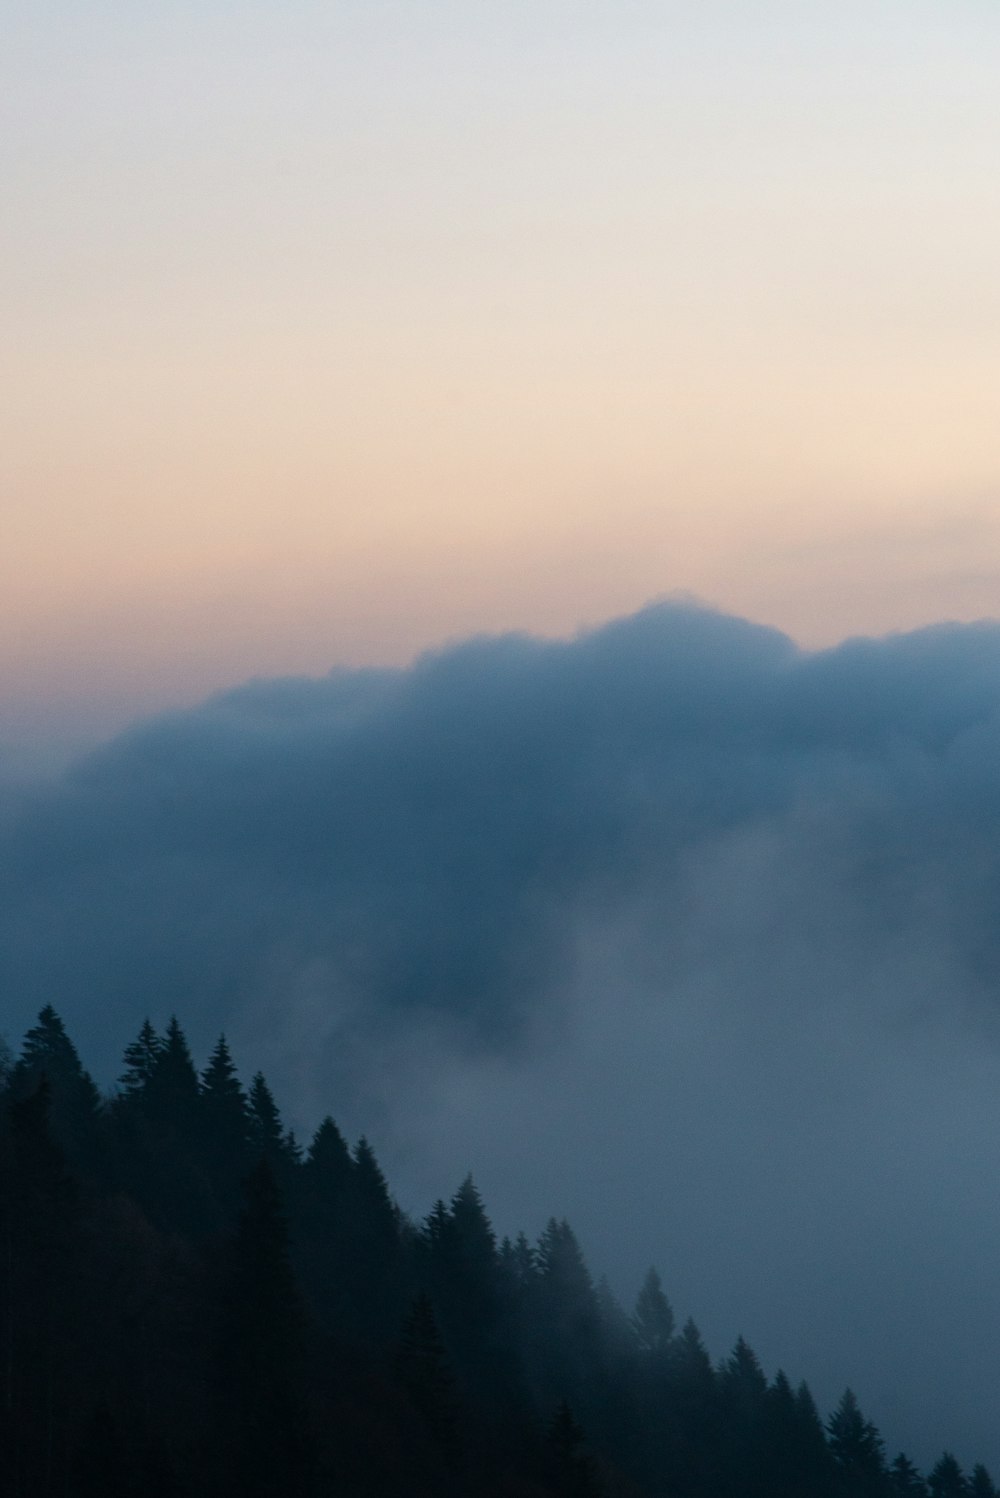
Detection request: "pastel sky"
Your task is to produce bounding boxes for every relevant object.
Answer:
[4,0,999,753]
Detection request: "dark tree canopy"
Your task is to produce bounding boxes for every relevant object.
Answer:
[0,1005,988,1498]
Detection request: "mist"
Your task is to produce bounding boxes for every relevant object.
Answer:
[4,599,1000,1468]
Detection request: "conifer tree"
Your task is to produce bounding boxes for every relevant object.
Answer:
[295,1116,355,1332]
[505,1230,538,1290]
[353,1135,397,1239]
[200,1036,249,1156]
[760,1372,833,1498]
[929,1453,969,1498]
[631,1266,674,1355]
[717,1337,769,1498]
[423,1199,450,1256]
[662,1320,718,1497]
[827,1389,889,1497]
[304,1116,353,1195]
[216,1158,311,1498]
[247,1072,285,1162]
[0,1079,81,1497]
[144,1017,199,1125]
[396,1293,461,1457]
[432,1176,499,1325]
[545,1401,605,1498]
[595,1276,634,1360]
[11,1005,102,1162]
[350,1135,402,1336]
[969,1466,998,1498]
[891,1453,930,1496]
[118,1020,163,1101]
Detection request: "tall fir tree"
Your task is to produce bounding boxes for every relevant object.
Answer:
[0,1080,82,1498]
[827,1389,889,1498]
[10,1006,102,1164]
[144,1017,200,1127]
[396,1293,461,1458]
[216,1157,312,1498]
[118,1020,163,1102]
[891,1453,930,1496]
[544,1401,605,1498]
[631,1266,674,1356]
[929,1453,969,1498]
[969,1466,998,1498]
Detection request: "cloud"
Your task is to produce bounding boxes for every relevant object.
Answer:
[5,598,1000,1468]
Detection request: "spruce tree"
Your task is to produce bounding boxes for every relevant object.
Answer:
[118,1020,163,1101]
[717,1337,768,1498]
[891,1453,930,1496]
[11,1006,102,1163]
[200,1034,249,1193]
[969,1466,998,1498]
[350,1136,402,1337]
[929,1453,969,1498]
[216,1158,311,1498]
[827,1389,889,1497]
[295,1117,355,1332]
[247,1072,286,1163]
[595,1276,635,1360]
[631,1266,674,1356]
[396,1293,461,1457]
[0,1080,81,1497]
[144,1017,199,1126]
[545,1401,605,1498]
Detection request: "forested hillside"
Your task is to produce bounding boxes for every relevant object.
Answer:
[0,1006,990,1498]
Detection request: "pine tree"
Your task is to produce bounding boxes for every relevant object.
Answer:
[662,1320,719,1498]
[11,1006,102,1163]
[295,1116,355,1333]
[631,1266,674,1355]
[717,1337,768,1498]
[533,1219,601,1380]
[247,1072,286,1162]
[144,1017,199,1126]
[545,1401,605,1498]
[200,1035,249,1174]
[891,1453,930,1496]
[304,1116,353,1195]
[430,1176,498,1324]
[216,1158,311,1498]
[827,1389,889,1497]
[929,1453,969,1498]
[353,1136,397,1240]
[0,1080,82,1497]
[396,1293,461,1455]
[760,1372,833,1498]
[503,1231,538,1292]
[969,1466,998,1498]
[350,1135,402,1336]
[118,1020,163,1101]
[595,1276,635,1360]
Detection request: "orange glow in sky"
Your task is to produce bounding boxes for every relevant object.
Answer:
[3,1,999,752]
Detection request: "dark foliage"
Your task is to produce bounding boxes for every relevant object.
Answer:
[0,1007,987,1498]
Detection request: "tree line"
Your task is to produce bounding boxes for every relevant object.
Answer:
[0,1004,992,1497]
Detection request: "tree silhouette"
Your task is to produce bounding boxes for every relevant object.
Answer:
[929,1453,969,1498]
[216,1157,311,1498]
[397,1293,461,1456]
[827,1389,888,1497]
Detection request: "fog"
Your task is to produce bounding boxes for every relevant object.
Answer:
[4,600,1000,1467]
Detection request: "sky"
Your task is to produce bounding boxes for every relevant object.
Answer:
[5,0,1000,1475]
[3,0,1000,763]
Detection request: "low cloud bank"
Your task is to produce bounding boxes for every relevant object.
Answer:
[5,600,1000,1467]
